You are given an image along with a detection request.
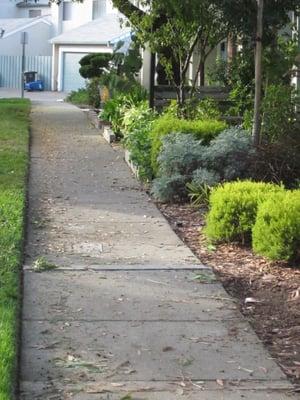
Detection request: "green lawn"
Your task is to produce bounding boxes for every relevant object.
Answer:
[0,99,30,400]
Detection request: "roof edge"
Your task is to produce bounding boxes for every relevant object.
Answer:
[2,16,52,39]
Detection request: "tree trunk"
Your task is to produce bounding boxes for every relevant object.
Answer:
[227,33,237,64]
[149,52,156,109]
[176,83,186,118]
[252,0,264,146]
[199,59,205,86]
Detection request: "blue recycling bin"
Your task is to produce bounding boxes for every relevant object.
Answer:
[24,71,44,91]
[25,80,44,91]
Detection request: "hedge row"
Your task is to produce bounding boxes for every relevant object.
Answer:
[205,181,300,262]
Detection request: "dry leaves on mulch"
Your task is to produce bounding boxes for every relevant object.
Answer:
[159,203,300,385]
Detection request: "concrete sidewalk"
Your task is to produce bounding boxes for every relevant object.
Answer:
[20,101,297,399]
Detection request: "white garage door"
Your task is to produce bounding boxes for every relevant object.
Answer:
[63,52,88,92]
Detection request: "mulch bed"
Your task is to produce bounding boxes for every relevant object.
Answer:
[158,203,300,386]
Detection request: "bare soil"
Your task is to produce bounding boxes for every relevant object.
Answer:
[158,203,300,386]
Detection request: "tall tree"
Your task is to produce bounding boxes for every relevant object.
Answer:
[252,0,264,146]
[112,0,228,110]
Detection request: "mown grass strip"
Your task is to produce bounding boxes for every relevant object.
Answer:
[0,98,30,400]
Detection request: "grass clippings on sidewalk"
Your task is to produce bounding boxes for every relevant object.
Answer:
[0,98,30,399]
[159,203,300,386]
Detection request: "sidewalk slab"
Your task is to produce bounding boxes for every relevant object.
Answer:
[22,270,237,322]
[21,320,286,382]
[20,380,297,400]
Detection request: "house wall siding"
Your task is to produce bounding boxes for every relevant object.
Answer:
[0,55,52,89]
[0,23,52,56]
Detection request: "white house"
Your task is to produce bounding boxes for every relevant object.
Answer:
[0,17,52,56]
[49,0,130,92]
[50,13,130,91]
[0,0,130,92]
[0,0,51,19]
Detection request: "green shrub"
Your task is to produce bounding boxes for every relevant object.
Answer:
[86,77,101,108]
[122,102,156,181]
[150,115,226,175]
[261,84,298,143]
[66,88,90,105]
[205,181,284,243]
[244,84,298,143]
[99,89,147,137]
[79,53,111,79]
[164,98,221,120]
[252,190,300,261]
[99,96,125,136]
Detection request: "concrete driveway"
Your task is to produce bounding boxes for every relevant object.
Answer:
[0,88,67,102]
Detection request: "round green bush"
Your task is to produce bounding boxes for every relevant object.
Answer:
[252,190,300,261]
[205,181,285,243]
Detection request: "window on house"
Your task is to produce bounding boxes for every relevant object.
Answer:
[92,0,106,19]
[29,9,42,18]
[63,2,72,21]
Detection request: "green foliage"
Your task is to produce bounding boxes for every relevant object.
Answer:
[263,35,300,86]
[186,181,211,207]
[113,43,143,78]
[210,33,299,119]
[79,53,111,79]
[99,96,125,136]
[0,99,30,399]
[79,40,143,106]
[187,168,220,206]
[207,57,230,86]
[66,88,90,106]
[85,78,101,108]
[216,0,299,46]
[79,43,142,82]
[122,102,157,180]
[150,115,226,175]
[114,0,228,107]
[164,98,221,120]
[252,190,300,261]
[243,84,299,142]
[261,84,298,142]
[205,181,285,243]
[99,87,148,137]
[208,45,255,116]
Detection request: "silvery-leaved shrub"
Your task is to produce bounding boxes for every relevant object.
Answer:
[191,168,221,187]
[151,174,188,203]
[201,127,254,181]
[157,133,204,177]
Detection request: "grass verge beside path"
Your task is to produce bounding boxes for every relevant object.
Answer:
[0,99,30,400]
